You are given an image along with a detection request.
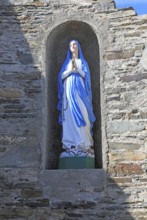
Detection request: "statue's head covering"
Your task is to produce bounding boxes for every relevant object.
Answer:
[57,40,95,128]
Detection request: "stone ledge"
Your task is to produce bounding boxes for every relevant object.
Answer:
[40,169,106,203]
[40,169,105,186]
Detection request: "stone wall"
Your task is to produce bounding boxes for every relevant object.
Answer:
[0,0,147,219]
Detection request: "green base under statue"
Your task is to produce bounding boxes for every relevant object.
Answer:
[59,156,95,169]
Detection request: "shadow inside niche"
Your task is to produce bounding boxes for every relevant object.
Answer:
[40,169,135,220]
[0,0,42,168]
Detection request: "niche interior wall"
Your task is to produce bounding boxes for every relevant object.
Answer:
[44,21,101,169]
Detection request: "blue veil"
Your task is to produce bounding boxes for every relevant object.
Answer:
[57,40,96,132]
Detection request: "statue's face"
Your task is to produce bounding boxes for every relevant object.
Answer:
[70,41,78,54]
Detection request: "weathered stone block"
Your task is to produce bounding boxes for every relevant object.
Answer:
[4,104,25,113]
[107,177,132,184]
[135,43,145,50]
[140,46,147,70]
[107,121,144,134]
[93,0,115,11]
[0,89,23,99]
[0,145,40,168]
[105,50,134,60]
[124,91,146,104]
[0,207,33,218]
[105,87,126,95]
[137,25,147,30]
[107,94,120,102]
[109,7,136,18]
[108,141,141,150]
[2,72,41,81]
[0,99,20,104]
[18,198,49,207]
[124,31,141,37]
[36,208,52,220]
[120,73,147,82]
[109,151,146,162]
[21,189,43,198]
[108,163,143,176]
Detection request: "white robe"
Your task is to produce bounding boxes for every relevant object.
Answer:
[61,58,94,151]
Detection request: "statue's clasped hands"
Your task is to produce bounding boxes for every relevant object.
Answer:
[71,59,80,73]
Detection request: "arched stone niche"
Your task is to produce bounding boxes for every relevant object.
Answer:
[44,20,102,169]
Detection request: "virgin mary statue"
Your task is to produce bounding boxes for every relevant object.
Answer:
[57,40,96,157]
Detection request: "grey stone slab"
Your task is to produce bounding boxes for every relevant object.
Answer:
[108,141,141,150]
[107,121,145,134]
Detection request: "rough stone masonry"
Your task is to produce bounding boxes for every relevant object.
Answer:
[0,0,147,219]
